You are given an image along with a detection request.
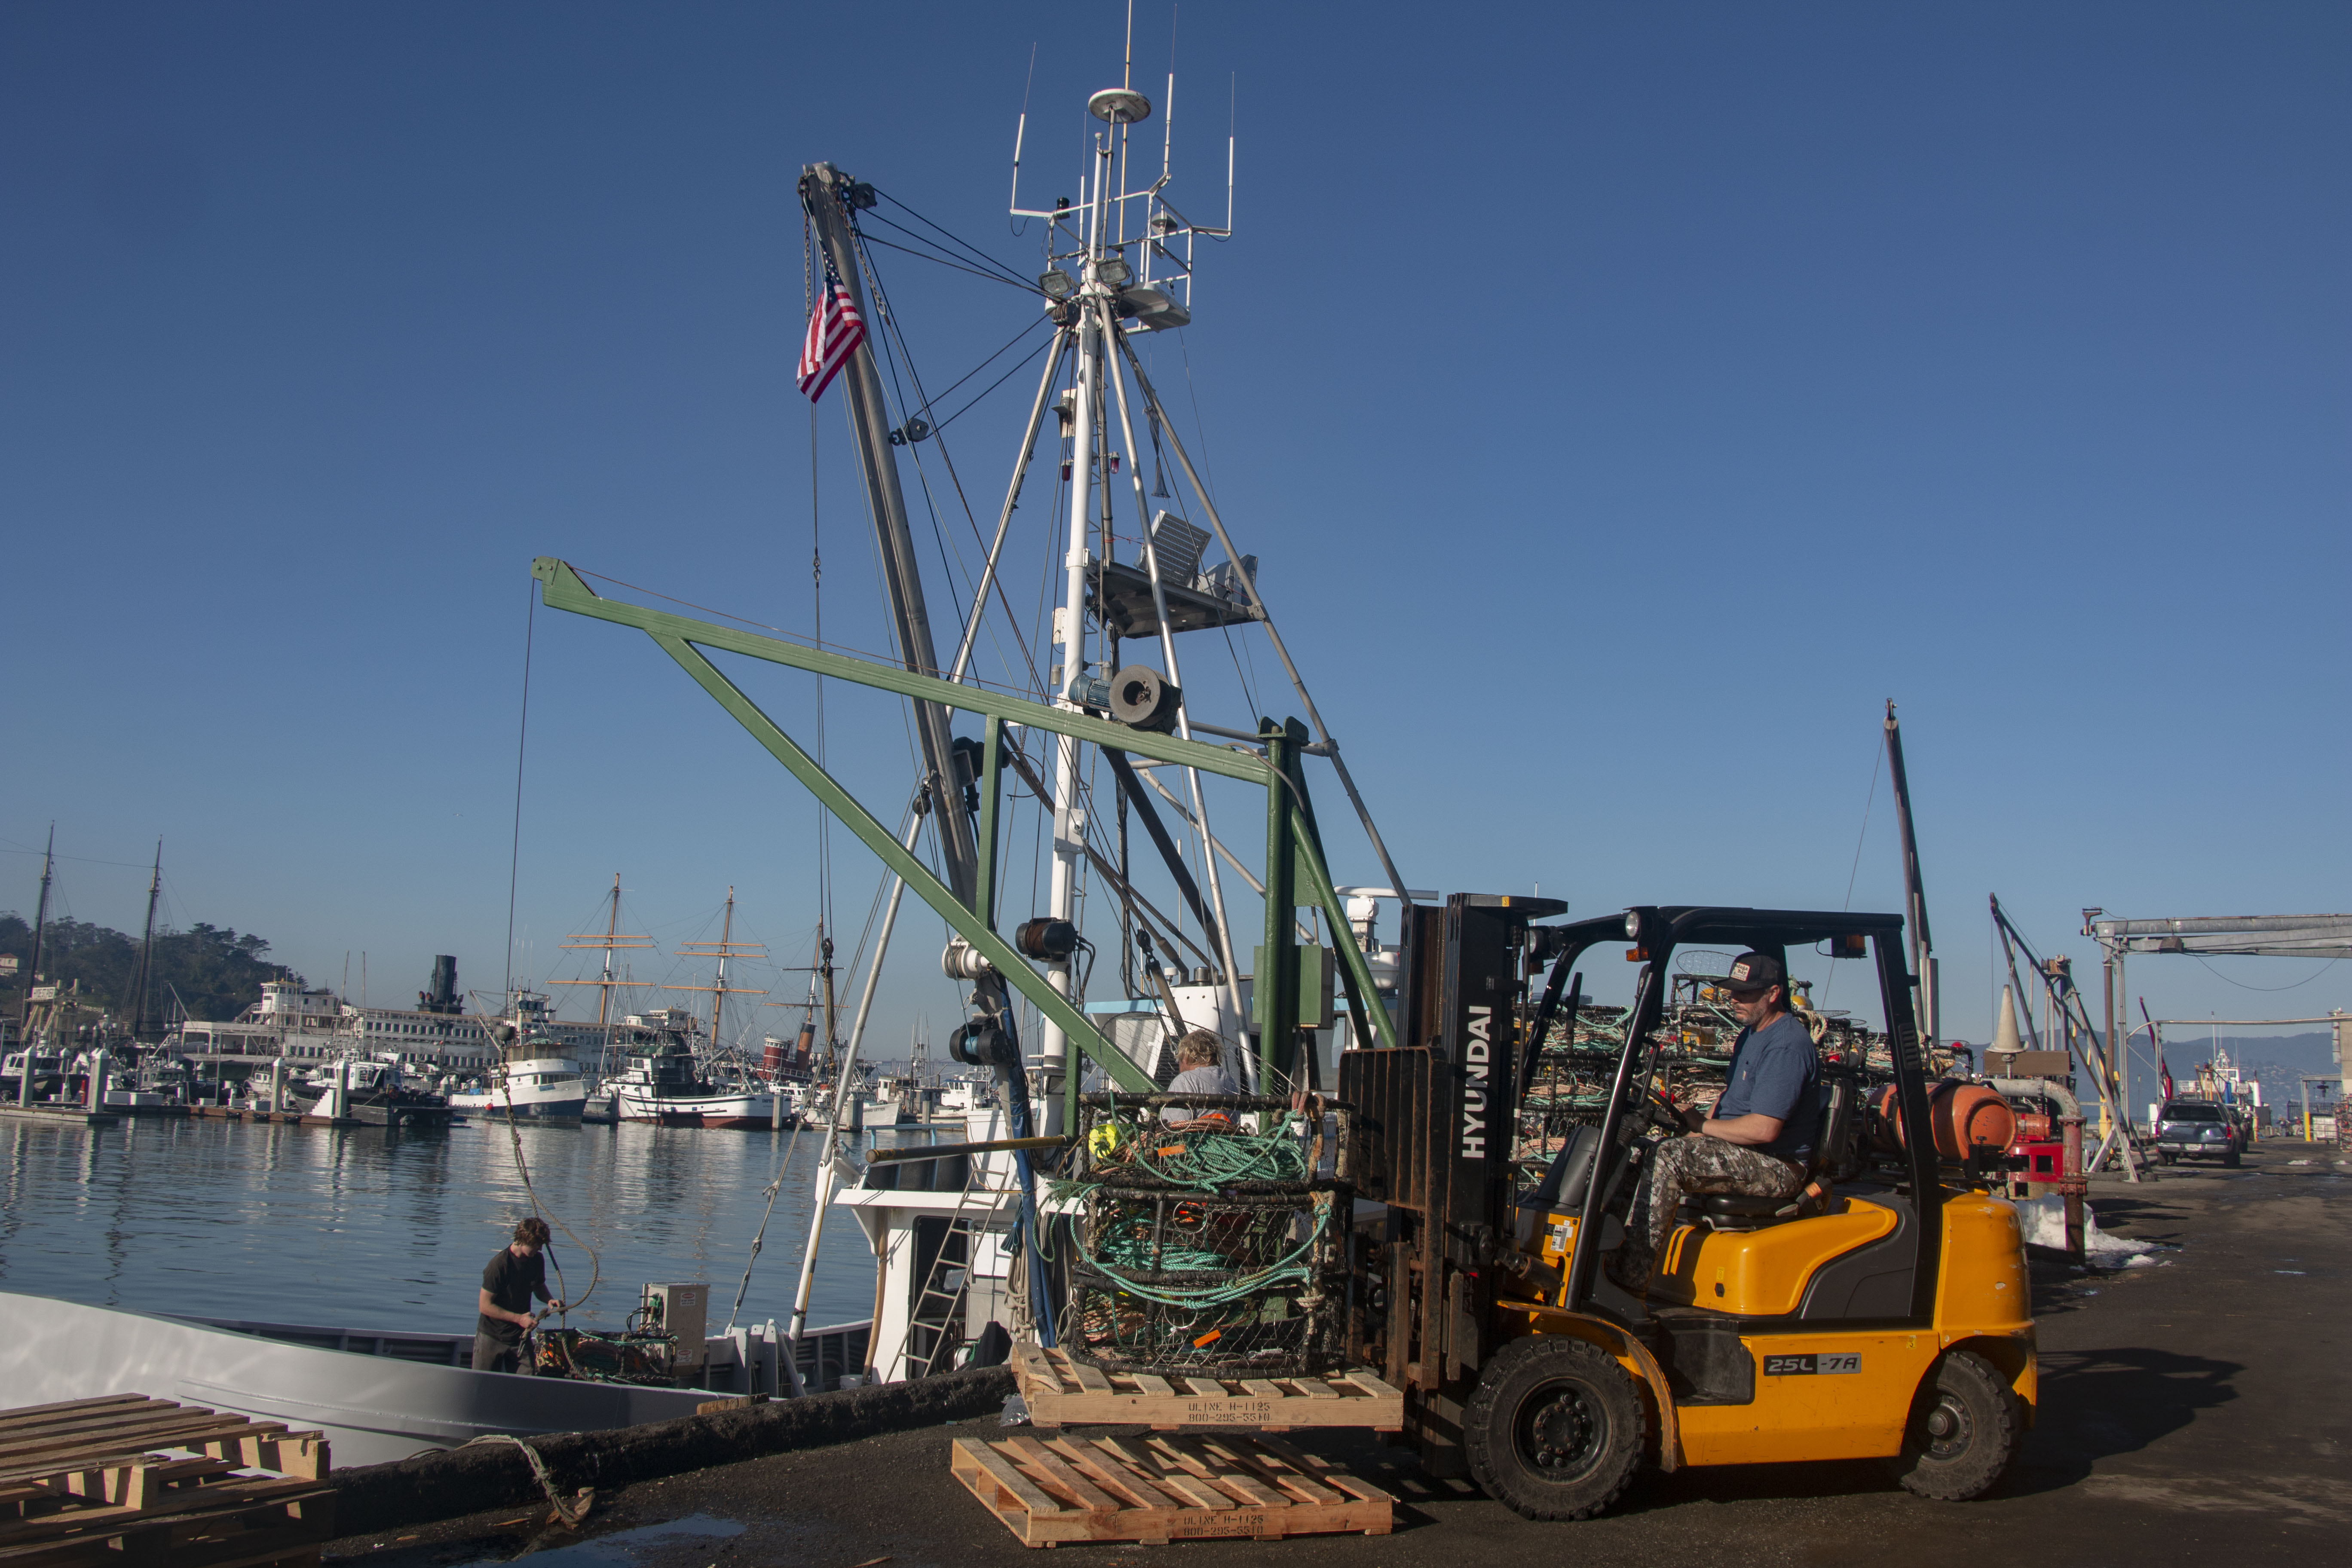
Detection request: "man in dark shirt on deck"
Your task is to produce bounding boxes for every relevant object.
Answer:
[1610,951,1820,1292]
[474,1216,564,1374]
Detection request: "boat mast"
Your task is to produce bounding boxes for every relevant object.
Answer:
[597,876,620,1026]
[552,875,652,1075]
[1035,131,1115,1123]
[799,164,980,906]
[714,888,734,1051]
[127,840,161,1041]
[669,888,767,1059]
[818,921,838,1074]
[18,825,54,1032]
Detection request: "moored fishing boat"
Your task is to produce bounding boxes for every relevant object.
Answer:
[448,992,589,1123]
[609,1009,786,1129]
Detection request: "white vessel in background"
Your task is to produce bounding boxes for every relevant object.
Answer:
[609,1009,786,1130]
[447,993,589,1123]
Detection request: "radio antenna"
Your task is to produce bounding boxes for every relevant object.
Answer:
[1008,42,1038,222]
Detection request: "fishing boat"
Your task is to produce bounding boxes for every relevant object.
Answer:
[447,992,589,1123]
[608,1009,785,1129]
[526,43,1414,1393]
[0,1289,873,1470]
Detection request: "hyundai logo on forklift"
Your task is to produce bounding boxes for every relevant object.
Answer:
[1461,1005,1491,1160]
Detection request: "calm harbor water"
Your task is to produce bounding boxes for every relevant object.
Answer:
[0,1113,899,1335]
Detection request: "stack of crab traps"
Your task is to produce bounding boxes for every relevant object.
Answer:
[1053,1092,1355,1379]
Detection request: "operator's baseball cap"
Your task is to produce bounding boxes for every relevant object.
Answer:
[1719,952,1784,994]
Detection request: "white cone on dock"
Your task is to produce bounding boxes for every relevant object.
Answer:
[1993,986,2023,1057]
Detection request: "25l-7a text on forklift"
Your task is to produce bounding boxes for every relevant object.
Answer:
[1341,900,2033,1519]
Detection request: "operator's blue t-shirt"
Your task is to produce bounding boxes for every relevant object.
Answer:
[1716,1013,1820,1165]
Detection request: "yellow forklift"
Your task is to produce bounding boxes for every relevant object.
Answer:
[1340,900,2033,1519]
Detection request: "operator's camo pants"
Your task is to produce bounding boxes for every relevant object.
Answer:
[1612,1135,1805,1289]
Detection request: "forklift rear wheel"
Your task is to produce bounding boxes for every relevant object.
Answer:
[1464,1334,1647,1521]
[1891,1349,2020,1501]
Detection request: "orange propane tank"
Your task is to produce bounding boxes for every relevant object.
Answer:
[1867,1081,2019,1159]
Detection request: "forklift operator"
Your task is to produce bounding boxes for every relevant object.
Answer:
[1610,952,1820,1292]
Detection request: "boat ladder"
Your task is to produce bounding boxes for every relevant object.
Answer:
[902,1182,992,1379]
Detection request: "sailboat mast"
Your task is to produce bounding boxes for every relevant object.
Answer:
[597,873,620,1027]
[129,841,161,1039]
[712,886,735,1053]
[19,826,54,1029]
[818,920,838,1073]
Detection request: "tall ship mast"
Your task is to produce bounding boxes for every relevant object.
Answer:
[550,873,655,1075]
[665,887,768,1062]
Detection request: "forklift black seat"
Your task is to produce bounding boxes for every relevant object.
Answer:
[1675,1077,1856,1234]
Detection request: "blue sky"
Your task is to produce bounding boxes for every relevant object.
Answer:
[5,2,2346,1072]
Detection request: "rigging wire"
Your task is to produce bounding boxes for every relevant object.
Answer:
[927,331,1054,438]
[724,1113,815,1335]
[2191,955,2341,992]
[502,582,536,997]
[853,230,1038,293]
[870,187,1039,288]
[852,228,1046,693]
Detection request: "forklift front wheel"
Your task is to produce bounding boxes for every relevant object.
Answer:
[1463,1334,1647,1521]
[1890,1349,2021,1501]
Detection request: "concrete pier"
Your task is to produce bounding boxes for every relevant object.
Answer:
[328,1143,2349,1565]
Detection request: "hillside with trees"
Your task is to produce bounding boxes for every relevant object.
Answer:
[0,913,304,1031]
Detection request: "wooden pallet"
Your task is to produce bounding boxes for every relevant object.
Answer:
[1014,1345,1403,1430]
[952,1431,1393,1547]
[0,1395,334,1568]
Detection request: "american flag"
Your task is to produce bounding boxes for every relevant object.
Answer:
[796,257,866,401]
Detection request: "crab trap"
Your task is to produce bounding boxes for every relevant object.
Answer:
[1050,1093,1356,1379]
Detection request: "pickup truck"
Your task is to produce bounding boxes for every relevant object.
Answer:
[2155,1100,2242,1167]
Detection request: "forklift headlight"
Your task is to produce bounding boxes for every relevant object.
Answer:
[1624,910,1645,941]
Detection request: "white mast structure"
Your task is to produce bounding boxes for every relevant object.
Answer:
[1013,62,1255,1099]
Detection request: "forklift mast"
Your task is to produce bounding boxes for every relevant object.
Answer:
[1340,891,1564,1475]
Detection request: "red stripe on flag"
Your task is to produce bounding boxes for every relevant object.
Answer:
[797,280,866,401]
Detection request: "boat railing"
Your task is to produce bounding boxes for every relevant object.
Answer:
[184,1313,878,1396]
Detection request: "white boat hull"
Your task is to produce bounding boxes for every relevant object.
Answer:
[614,1086,784,1130]
[0,1292,714,1469]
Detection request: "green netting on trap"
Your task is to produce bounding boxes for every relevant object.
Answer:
[1050,1095,1354,1378]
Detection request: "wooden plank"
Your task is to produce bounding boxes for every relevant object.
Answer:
[0,1481,334,1550]
[0,1411,253,1461]
[1195,1436,1342,1506]
[0,1422,317,1489]
[1093,1433,1228,1511]
[1342,1370,1401,1400]
[1001,1438,1119,1513]
[952,1440,1065,1518]
[0,1399,168,1433]
[1038,1439,1173,1511]
[1011,1342,1069,1396]
[1167,1446,1286,1511]
[1127,1372,1176,1397]
[1149,1431,1293,1510]
[1239,1379,1286,1402]
[1062,1357,1116,1396]
[1251,1434,1400,1507]
[1291,1377,1342,1400]
[0,1412,284,1469]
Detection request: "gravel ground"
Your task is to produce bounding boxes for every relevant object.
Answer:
[328,1140,2351,1568]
